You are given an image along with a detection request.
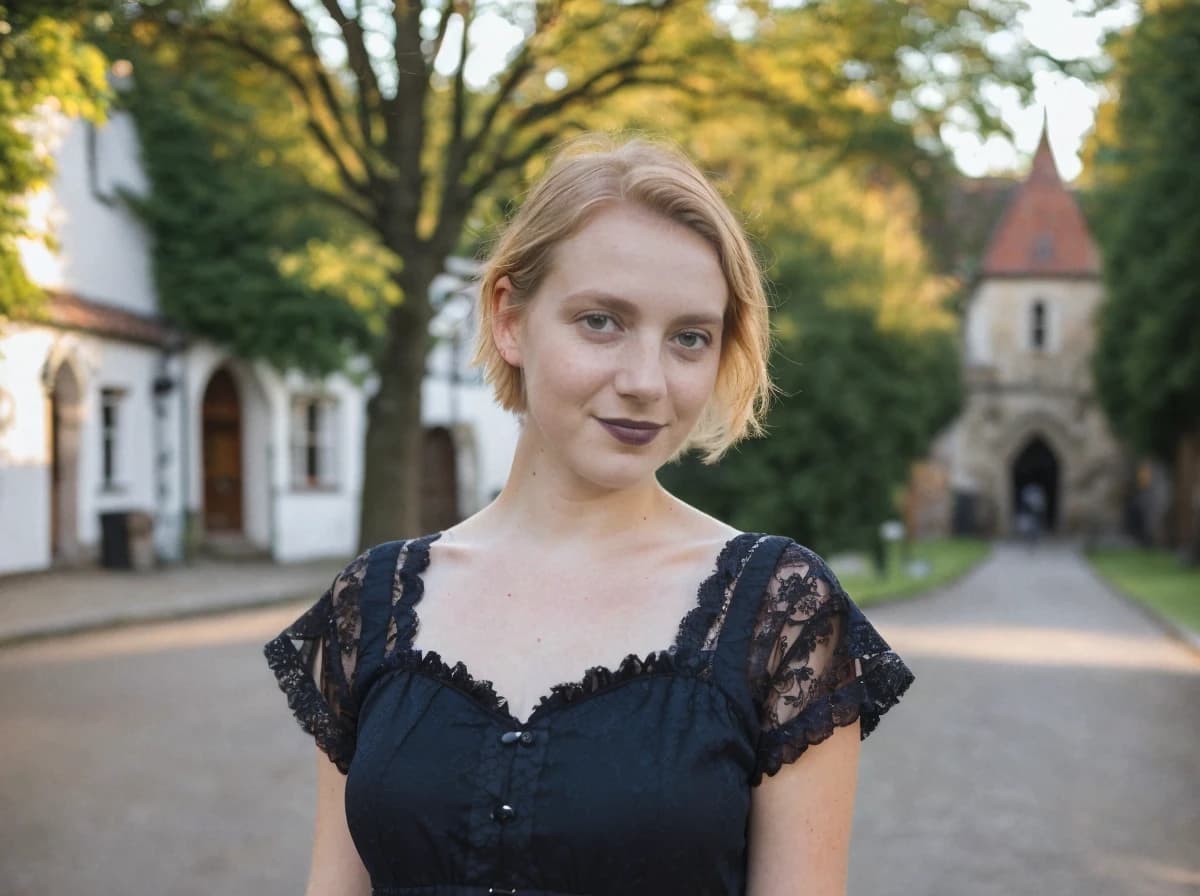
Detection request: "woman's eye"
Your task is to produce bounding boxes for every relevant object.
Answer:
[675,331,710,350]
[582,313,615,331]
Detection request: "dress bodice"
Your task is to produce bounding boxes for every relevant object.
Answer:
[264,532,914,895]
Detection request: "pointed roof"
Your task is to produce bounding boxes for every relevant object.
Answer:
[979,121,1101,278]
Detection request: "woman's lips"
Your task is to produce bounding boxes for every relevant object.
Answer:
[596,418,665,446]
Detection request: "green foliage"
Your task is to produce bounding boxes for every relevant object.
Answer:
[660,221,962,555]
[119,57,391,377]
[1090,0,1200,459]
[0,9,109,316]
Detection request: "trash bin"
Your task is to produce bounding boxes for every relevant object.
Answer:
[99,511,132,569]
[99,510,156,570]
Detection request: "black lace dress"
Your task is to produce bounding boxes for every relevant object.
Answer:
[264,532,914,896]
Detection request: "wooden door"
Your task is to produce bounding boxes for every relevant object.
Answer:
[421,426,459,532]
[202,368,243,532]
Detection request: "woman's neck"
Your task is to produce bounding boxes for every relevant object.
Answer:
[469,428,676,547]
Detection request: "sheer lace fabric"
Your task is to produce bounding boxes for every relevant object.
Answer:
[748,541,914,781]
[263,548,370,774]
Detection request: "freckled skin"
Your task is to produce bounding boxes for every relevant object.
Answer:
[494,203,728,497]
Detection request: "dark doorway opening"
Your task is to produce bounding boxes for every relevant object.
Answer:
[1012,435,1059,533]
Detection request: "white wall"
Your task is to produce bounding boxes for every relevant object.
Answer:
[422,290,520,513]
[0,327,56,574]
[272,368,366,561]
[85,341,161,533]
[0,324,168,574]
[17,111,157,316]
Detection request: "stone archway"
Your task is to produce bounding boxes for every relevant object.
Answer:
[48,361,83,562]
[1011,435,1059,533]
[201,367,244,533]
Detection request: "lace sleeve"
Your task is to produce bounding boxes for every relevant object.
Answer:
[748,540,914,785]
[262,548,371,774]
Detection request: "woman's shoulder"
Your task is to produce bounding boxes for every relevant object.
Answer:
[739,533,847,595]
[325,533,439,594]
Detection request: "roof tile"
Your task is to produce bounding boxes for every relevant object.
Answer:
[980,127,1101,278]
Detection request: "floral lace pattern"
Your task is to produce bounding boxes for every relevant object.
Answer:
[264,534,913,782]
[748,541,914,783]
[262,548,370,774]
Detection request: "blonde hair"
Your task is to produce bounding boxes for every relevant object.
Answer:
[472,133,773,463]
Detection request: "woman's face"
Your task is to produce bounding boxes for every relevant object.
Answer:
[494,202,728,493]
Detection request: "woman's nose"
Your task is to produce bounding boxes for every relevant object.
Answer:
[613,338,667,402]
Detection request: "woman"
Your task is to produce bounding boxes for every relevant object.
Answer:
[264,134,914,896]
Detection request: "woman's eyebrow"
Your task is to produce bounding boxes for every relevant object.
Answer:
[562,289,724,328]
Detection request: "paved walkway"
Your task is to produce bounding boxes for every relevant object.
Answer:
[0,540,1195,895]
[0,554,343,645]
[850,541,1200,896]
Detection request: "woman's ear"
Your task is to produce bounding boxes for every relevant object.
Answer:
[491,275,523,368]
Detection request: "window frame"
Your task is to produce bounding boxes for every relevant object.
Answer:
[99,386,128,492]
[289,393,340,492]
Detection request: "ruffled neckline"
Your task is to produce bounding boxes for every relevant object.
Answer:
[378,531,759,728]
[377,645,685,727]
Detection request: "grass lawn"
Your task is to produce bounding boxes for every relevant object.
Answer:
[1086,547,1200,635]
[838,538,991,607]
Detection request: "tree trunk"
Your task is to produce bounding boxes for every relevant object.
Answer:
[357,261,438,550]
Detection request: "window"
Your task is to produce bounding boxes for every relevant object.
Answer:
[100,387,126,489]
[290,396,339,489]
[1030,300,1048,351]
[1033,233,1055,262]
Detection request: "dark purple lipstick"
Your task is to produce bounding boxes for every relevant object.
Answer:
[596,417,665,446]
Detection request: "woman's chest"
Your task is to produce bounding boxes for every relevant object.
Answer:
[410,560,707,725]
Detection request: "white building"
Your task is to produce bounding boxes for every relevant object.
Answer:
[0,110,518,576]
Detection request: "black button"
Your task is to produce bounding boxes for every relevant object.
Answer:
[518,730,535,746]
[492,803,517,822]
[487,889,517,895]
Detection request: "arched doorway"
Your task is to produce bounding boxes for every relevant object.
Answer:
[202,367,243,533]
[48,362,82,562]
[1011,435,1059,533]
[421,426,459,532]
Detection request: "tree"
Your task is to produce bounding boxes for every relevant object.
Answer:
[107,0,1060,548]
[117,50,393,378]
[1089,0,1200,556]
[660,167,962,553]
[0,6,109,318]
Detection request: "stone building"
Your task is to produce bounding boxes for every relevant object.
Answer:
[909,128,1128,539]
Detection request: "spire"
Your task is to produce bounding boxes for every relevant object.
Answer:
[978,112,1100,278]
[1028,113,1060,185]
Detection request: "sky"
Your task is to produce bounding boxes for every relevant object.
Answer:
[435,0,1140,185]
[946,0,1140,182]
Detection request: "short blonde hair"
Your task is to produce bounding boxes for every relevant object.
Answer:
[473,133,773,463]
